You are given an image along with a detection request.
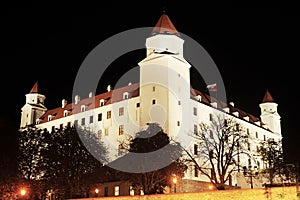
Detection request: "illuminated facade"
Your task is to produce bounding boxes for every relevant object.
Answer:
[20,13,282,191]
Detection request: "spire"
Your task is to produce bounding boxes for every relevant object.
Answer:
[262,90,275,103]
[29,81,39,93]
[151,12,180,36]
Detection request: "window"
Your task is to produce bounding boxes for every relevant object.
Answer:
[194,144,198,155]
[177,121,180,126]
[248,158,251,166]
[248,143,251,151]
[152,99,156,105]
[89,115,93,123]
[100,99,105,106]
[81,118,85,126]
[194,124,198,135]
[210,130,213,139]
[114,186,120,196]
[129,186,135,196]
[104,187,108,197]
[152,86,155,92]
[247,128,249,135]
[74,120,78,127]
[119,107,124,116]
[64,110,68,117]
[194,165,198,177]
[193,107,197,116]
[209,113,213,121]
[81,105,86,112]
[98,113,102,121]
[263,135,266,141]
[136,102,140,108]
[178,100,181,105]
[123,92,129,99]
[104,128,109,136]
[119,125,124,135]
[107,111,111,119]
[48,115,52,121]
[256,132,258,138]
[224,119,228,127]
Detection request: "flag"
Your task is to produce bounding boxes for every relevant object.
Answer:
[207,83,217,92]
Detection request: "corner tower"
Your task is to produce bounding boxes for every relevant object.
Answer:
[259,90,281,135]
[138,13,191,138]
[20,81,47,129]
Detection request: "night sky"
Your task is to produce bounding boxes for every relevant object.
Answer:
[1,2,299,164]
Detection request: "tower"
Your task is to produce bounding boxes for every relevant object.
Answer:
[138,13,191,138]
[20,81,47,129]
[259,90,281,135]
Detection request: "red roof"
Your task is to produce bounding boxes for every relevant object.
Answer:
[38,83,268,130]
[262,90,275,103]
[29,81,39,93]
[151,13,180,36]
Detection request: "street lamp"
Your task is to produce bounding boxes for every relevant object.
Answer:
[20,189,26,196]
[172,175,178,193]
[95,188,99,197]
[243,165,259,189]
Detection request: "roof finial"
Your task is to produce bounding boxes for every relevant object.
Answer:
[162,0,167,14]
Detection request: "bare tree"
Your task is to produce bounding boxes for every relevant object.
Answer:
[178,114,250,189]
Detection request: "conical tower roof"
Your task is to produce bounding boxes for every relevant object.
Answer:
[29,81,39,93]
[262,90,275,103]
[151,13,180,36]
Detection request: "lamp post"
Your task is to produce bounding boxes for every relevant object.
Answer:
[172,175,178,193]
[243,165,259,189]
[95,188,99,197]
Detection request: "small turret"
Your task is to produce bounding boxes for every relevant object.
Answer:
[20,81,47,129]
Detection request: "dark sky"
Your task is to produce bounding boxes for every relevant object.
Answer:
[0,2,299,164]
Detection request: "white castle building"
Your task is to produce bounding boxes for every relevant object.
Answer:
[20,13,282,191]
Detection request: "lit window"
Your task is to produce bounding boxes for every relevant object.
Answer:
[119,107,124,116]
[89,115,93,123]
[107,111,111,119]
[104,128,109,136]
[114,186,120,196]
[193,107,197,116]
[119,125,124,135]
[129,186,135,196]
[98,113,102,121]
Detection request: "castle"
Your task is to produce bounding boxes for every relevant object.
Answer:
[20,13,282,194]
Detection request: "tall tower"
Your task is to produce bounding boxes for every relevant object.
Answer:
[259,90,281,135]
[20,81,47,129]
[138,13,191,139]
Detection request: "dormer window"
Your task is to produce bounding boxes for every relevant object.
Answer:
[100,99,105,106]
[36,119,41,125]
[64,110,68,117]
[123,92,129,100]
[48,115,53,121]
[81,105,86,112]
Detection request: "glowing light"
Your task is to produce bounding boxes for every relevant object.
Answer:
[172,177,177,184]
[95,188,99,194]
[208,185,214,190]
[20,189,26,196]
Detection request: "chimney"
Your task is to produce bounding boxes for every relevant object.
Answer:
[229,102,234,107]
[107,85,113,92]
[195,95,202,102]
[62,99,68,108]
[75,95,80,105]
[88,92,94,98]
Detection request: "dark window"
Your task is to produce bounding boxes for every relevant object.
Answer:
[98,113,102,121]
[194,144,198,155]
[119,107,124,116]
[81,118,85,126]
[194,165,198,177]
[136,102,140,108]
[89,116,93,123]
[256,132,258,138]
[104,187,108,197]
[194,124,198,135]
[152,99,156,105]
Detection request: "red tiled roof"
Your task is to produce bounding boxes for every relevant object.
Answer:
[38,83,267,130]
[151,13,180,36]
[262,90,275,103]
[29,81,39,93]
